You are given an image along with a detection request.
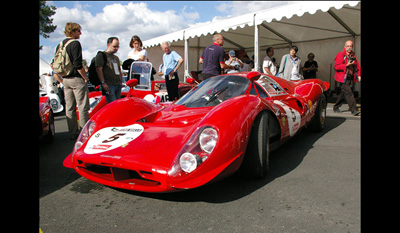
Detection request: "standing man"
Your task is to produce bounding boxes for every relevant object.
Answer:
[95,37,123,104]
[199,34,236,81]
[333,40,361,116]
[54,22,90,140]
[262,47,277,76]
[162,41,184,101]
[278,45,303,81]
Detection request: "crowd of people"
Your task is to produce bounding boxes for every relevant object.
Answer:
[200,34,361,116]
[50,22,361,139]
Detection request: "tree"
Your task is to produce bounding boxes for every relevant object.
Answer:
[39,0,57,49]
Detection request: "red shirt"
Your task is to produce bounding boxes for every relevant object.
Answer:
[334,48,361,83]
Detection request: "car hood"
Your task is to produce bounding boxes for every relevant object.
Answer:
[77,104,212,170]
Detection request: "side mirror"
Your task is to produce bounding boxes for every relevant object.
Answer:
[186,77,195,84]
[246,71,261,82]
[126,79,138,88]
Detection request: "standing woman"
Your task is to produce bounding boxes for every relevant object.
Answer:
[123,35,148,78]
[128,35,147,61]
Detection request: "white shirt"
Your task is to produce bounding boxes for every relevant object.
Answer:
[262,55,277,75]
[128,48,147,61]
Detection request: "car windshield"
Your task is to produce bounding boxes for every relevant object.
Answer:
[130,62,153,90]
[176,75,251,108]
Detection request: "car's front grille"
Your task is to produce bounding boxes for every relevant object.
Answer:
[80,164,161,186]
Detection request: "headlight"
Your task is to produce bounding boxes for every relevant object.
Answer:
[199,128,218,153]
[73,120,96,152]
[179,153,202,173]
[50,99,58,110]
[168,126,219,178]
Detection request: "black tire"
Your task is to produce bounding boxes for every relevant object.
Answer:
[240,111,270,178]
[309,94,327,132]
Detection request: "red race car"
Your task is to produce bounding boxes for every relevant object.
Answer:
[64,71,329,193]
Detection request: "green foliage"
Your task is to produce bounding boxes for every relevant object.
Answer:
[39,0,57,49]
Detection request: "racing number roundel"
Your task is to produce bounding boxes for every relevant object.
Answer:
[273,100,301,137]
[84,124,144,154]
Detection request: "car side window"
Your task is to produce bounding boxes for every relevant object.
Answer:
[249,83,269,98]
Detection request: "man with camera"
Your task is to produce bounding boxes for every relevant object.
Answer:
[333,40,361,116]
[225,50,243,74]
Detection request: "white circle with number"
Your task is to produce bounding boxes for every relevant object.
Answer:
[84,124,144,154]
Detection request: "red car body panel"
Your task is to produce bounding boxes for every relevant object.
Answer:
[39,96,52,139]
[65,72,329,192]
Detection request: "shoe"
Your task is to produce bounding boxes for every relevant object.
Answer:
[333,107,341,113]
[351,110,360,116]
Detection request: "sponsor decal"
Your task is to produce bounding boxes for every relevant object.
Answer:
[274,100,301,137]
[84,124,144,154]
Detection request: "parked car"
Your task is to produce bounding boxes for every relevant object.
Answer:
[64,71,329,192]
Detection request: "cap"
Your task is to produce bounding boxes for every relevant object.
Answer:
[229,50,235,56]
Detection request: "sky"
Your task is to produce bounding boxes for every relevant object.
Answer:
[39,1,292,64]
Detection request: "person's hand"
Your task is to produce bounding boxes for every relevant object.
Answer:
[346,60,355,67]
[358,76,361,82]
[102,83,109,92]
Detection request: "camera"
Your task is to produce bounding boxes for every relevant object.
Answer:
[348,56,356,62]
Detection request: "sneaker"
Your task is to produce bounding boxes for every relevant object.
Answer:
[351,110,360,116]
[333,107,341,113]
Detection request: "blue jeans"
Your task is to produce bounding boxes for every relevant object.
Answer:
[104,84,121,104]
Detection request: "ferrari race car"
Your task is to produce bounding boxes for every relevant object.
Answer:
[85,61,194,118]
[64,71,329,193]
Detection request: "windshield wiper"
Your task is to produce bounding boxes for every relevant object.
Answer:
[205,86,228,105]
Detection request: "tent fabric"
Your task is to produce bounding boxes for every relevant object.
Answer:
[143,1,360,49]
[142,1,360,86]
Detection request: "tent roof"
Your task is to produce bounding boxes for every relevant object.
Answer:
[143,1,360,50]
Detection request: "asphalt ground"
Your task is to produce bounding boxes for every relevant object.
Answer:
[39,103,360,232]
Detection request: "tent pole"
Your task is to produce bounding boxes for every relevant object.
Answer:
[254,14,260,72]
[184,31,189,83]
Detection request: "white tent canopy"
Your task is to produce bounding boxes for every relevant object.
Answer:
[143,1,360,89]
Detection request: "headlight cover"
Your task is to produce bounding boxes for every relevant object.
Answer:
[168,126,219,178]
[199,127,218,153]
[73,120,96,153]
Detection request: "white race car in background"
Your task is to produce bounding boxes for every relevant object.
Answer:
[39,74,64,114]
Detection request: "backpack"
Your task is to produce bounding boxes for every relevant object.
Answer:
[52,39,76,76]
[88,51,107,87]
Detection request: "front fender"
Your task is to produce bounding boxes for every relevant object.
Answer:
[91,97,161,126]
[168,95,269,189]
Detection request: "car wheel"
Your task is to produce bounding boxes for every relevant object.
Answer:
[309,94,327,132]
[240,111,270,178]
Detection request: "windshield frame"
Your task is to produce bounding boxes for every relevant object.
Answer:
[129,61,153,90]
[175,75,251,108]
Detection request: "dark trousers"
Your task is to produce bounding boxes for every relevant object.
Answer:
[334,77,357,112]
[165,73,180,101]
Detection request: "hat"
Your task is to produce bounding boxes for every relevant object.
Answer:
[229,50,235,56]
